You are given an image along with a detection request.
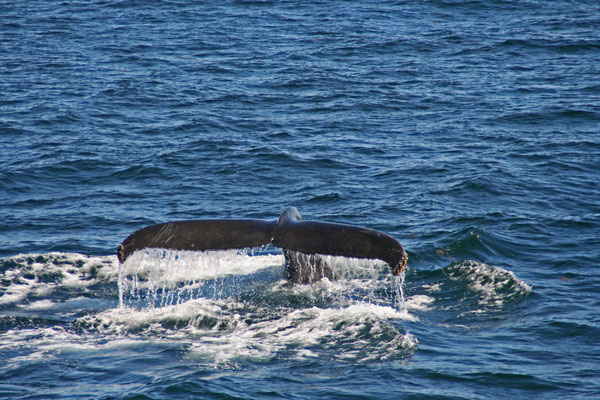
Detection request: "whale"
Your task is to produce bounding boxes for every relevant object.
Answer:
[117,207,407,284]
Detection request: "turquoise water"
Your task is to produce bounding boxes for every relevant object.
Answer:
[1,0,599,398]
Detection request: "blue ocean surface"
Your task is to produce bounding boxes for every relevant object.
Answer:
[1,0,599,398]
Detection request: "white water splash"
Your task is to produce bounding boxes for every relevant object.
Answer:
[2,251,417,365]
[118,248,283,308]
[118,249,403,310]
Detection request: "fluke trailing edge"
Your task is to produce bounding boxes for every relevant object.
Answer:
[117,207,407,284]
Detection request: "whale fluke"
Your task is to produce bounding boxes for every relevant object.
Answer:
[118,207,407,283]
[117,219,275,264]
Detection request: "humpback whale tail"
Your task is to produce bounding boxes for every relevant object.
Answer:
[117,207,407,283]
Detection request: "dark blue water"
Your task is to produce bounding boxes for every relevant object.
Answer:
[1,0,599,398]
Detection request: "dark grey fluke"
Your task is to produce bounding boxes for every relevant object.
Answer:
[118,207,407,283]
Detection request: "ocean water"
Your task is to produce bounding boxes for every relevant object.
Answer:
[1,0,599,398]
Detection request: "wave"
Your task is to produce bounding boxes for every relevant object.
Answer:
[0,253,119,308]
[444,260,532,307]
[412,260,532,328]
[75,299,417,364]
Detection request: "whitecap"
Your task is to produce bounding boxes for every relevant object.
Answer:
[445,260,532,310]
